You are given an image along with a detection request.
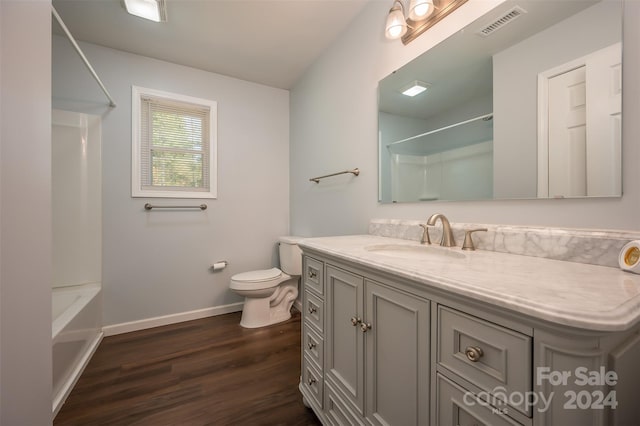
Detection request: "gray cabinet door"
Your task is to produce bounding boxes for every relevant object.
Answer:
[325,265,365,415]
[364,280,430,426]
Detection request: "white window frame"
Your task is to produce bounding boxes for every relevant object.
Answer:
[131,86,218,199]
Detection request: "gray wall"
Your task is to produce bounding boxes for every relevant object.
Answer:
[1,1,53,424]
[52,37,290,326]
[493,1,622,199]
[290,0,640,236]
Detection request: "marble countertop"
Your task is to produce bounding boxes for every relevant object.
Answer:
[299,235,640,332]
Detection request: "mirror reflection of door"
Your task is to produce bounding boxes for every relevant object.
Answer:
[548,66,587,197]
[538,42,622,198]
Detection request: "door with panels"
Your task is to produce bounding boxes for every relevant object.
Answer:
[364,280,430,426]
[325,265,365,417]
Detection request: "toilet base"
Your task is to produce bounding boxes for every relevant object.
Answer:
[239,280,298,328]
[239,300,293,328]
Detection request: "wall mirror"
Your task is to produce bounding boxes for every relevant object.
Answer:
[378,0,622,203]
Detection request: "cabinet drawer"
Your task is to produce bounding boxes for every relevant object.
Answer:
[436,374,522,426]
[303,324,324,370]
[304,256,324,295]
[437,305,532,416]
[304,291,324,334]
[302,356,324,409]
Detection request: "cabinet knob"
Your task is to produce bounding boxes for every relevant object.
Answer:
[308,305,317,314]
[308,377,317,386]
[465,346,484,362]
[307,341,316,350]
[350,316,362,326]
[308,269,317,279]
[361,322,372,333]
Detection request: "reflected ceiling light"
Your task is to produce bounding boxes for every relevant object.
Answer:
[123,0,167,22]
[401,81,430,97]
[385,0,435,40]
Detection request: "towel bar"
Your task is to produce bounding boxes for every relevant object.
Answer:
[144,203,207,210]
[310,168,359,183]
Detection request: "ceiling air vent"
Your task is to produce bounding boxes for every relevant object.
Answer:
[476,6,527,37]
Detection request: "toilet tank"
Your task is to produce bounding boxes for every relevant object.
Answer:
[278,236,303,276]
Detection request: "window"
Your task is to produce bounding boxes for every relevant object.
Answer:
[132,86,217,198]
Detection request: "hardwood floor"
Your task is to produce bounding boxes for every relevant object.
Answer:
[54,310,322,426]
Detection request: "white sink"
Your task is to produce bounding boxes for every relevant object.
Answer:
[364,244,466,260]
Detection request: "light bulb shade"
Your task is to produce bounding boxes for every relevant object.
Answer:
[385,3,407,39]
[408,0,434,21]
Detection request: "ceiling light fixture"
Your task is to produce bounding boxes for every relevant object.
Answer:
[400,81,430,97]
[123,0,167,23]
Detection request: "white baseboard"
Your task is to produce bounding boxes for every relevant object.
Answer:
[102,302,244,336]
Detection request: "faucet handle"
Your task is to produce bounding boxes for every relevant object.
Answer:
[462,228,488,251]
[419,224,431,245]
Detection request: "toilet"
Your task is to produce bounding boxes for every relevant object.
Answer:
[230,236,303,328]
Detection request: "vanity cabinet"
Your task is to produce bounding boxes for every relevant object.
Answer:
[325,265,430,426]
[299,251,640,426]
[301,258,429,426]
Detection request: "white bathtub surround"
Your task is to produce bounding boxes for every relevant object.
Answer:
[52,283,103,417]
[299,235,640,331]
[369,218,640,268]
[51,109,104,418]
[52,110,102,289]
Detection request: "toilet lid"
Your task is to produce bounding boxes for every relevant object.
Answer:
[232,268,282,283]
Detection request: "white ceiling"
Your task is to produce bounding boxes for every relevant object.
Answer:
[52,0,370,89]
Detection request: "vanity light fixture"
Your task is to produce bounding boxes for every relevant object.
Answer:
[385,0,408,39]
[385,0,434,40]
[401,80,430,97]
[408,0,435,21]
[123,0,167,22]
[385,0,469,45]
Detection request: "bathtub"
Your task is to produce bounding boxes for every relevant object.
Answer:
[52,283,103,417]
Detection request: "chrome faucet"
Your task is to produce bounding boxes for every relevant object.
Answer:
[426,213,455,247]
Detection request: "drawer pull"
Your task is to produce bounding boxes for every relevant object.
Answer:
[350,316,362,326]
[465,346,484,362]
[308,305,317,314]
[308,377,317,386]
[361,322,372,333]
[308,269,317,279]
[307,341,317,350]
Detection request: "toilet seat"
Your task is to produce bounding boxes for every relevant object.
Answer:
[230,268,284,291]
[233,267,282,282]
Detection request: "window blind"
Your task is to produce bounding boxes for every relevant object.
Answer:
[140,96,210,192]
